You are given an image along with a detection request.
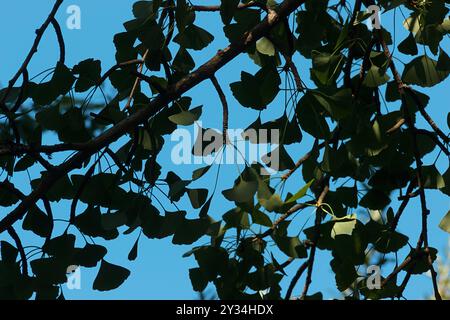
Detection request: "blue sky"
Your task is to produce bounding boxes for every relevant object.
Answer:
[0,1,449,299]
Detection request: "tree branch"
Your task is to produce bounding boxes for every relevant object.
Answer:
[343,0,363,91]
[281,139,321,181]
[50,18,65,64]
[285,260,309,300]
[210,75,230,144]
[300,178,330,299]
[7,227,28,276]
[192,1,265,12]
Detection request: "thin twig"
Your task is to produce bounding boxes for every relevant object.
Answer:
[50,18,65,64]
[210,75,230,144]
[300,179,330,299]
[377,29,442,300]
[285,260,309,300]
[0,0,64,106]
[7,227,28,276]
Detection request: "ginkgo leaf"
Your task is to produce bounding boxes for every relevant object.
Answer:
[168,106,202,126]
[93,260,130,291]
[439,211,450,233]
[256,37,276,56]
[222,178,258,203]
[331,214,357,239]
[286,179,314,203]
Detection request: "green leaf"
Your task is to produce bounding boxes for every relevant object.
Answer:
[220,0,239,25]
[193,246,228,281]
[192,165,212,181]
[1,241,18,263]
[74,244,107,268]
[22,206,52,238]
[42,233,75,259]
[440,167,450,196]
[310,51,345,86]
[128,238,139,261]
[409,248,438,274]
[72,59,101,92]
[334,186,358,208]
[421,165,445,189]
[74,206,118,240]
[363,65,390,87]
[132,0,159,20]
[437,48,450,71]
[310,89,353,120]
[273,234,307,259]
[223,208,250,229]
[330,258,358,291]
[331,214,357,239]
[398,33,418,56]
[93,260,131,291]
[58,107,91,143]
[174,24,214,50]
[224,8,260,43]
[187,188,208,209]
[230,65,281,110]
[259,194,283,213]
[14,155,35,172]
[30,257,67,285]
[189,268,208,292]
[439,211,450,233]
[30,62,75,105]
[242,113,302,145]
[173,47,195,73]
[250,209,272,227]
[286,179,314,203]
[168,106,202,125]
[71,173,127,209]
[402,55,450,87]
[0,181,20,207]
[262,144,295,172]
[172,218,210,245]
[137,20,165,51]
[296,92,330,139]
[256,37,276,56]
[359,189,391,210]
[222,177,258,203]
[175,0,195,32]
[165,171,190,202]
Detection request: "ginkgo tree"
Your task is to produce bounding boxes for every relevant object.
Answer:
[0,0,449,300]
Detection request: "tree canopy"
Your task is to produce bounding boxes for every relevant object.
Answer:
[0,0,449,300]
